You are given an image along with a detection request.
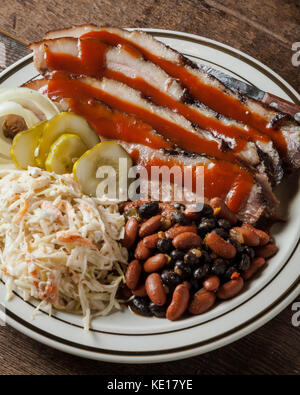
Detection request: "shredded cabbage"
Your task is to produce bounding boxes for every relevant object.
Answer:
[0,167,128,329]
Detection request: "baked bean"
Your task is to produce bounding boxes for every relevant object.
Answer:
[209,197,237,225]
[165,225,197,239]
[172,232,202,250]
[184,206,200,220]
[233,226,260,246]
[132,283,147,297]
[121,217,138,249]
[144,253,167,273]
[217,277,244,299]
[139,215,162,238]
[203,275,220,292]
[243,224,270,246]
[134,240,152,260]
[145,273,166,306]
[242,257,265,280]
[188,290,216,315]
[143,233,160,249]
[125,260,142,290]
[255,243,278,258]
[205,232,236,259]
[166,283,190,321]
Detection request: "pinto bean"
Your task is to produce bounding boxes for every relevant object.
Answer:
[166,283,190,321]
[134,240,152,261]
[188,291,216,315]
[144,253,167,273]
[143,233,160,249]
[203,275,220,292]
[217,277,244,299]
[242,257,266,280]
[172,232,202,250]
[139,215,162,238]
[145,273,166,306]
[255,243,278,258]
[132,283,147,297]
[209,197,237,225]
[121,217,138,249]
[184,206,200,221]
[243,224,270,246]
[205,232,236,259]
[233,226,260,246]
[165,225,197,239]
[125,260,142,290]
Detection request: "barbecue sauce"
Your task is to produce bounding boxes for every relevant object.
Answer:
[81,30,287,157]
[47,77,239,163]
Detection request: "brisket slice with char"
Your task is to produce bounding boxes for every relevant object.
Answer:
[43,25,300,169]
[30,37,283,185]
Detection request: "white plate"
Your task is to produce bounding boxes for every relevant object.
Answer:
[0,29,299,363]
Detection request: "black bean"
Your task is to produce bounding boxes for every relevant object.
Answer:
[138,201,159,218]
[170,249,185,261]
[200,250,212,264]
[184,251,200,266]
[172,211,188,225]
[224,266,238,280]
[174,261,192,279]
[190,278,201,293]
[198,217,217,236]
[161,270,181,287]
[229,239,244,255]
[243,246,255,260]
[211,258,227,276]
[217,219,231,230]
[157,238,173,253]
[174,260,185,269]
[149,302,167,318]
[129,297,152,316]
[212,228,229,239]
[200,203,214,217]
[193,263,210,280]
[238,254,251,272]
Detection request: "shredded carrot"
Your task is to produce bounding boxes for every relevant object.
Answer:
[56,232,97,249]
[13,199,29,223]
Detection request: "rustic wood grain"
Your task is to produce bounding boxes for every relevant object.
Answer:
[0,0,299,375]
[0,0,299,89]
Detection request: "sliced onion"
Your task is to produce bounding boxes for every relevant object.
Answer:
[0,88,59,120]
[0,101,40,126]
[0,101,40,156]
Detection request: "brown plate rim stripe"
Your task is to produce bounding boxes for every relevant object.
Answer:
[3,237,299,336]
[3,273,300,357]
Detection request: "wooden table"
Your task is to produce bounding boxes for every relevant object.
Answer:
[0,0,299,375]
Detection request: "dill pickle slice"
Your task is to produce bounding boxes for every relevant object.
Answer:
[73,141,133,199]
[45,133,87,174]
[36,112,100,167]
[10,121,46,169]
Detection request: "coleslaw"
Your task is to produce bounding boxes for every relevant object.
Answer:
[0,167,128,329]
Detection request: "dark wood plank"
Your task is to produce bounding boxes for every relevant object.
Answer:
[0,0,299,88]
[0,0,299,375]
[0,301,299,375]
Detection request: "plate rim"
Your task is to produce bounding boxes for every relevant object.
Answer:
[0,28,299,363]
